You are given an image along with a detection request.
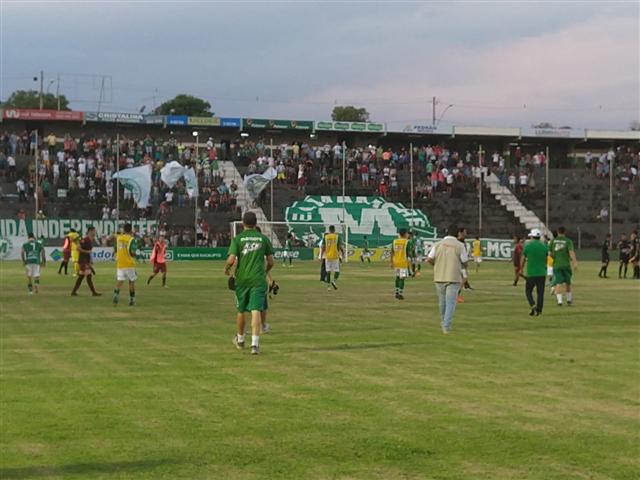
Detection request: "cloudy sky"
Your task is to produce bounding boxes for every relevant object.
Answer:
[1,1,638,129]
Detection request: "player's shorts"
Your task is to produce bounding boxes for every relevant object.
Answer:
[117,268,138,282]
[460,268,469,279]
[78,261,92,272]
[547,266,554,276]
[25,264,41,278]
[325,259,340,272]
[394,268,409,279]
[553,267,572,285]
[63,250,71,261]
[71,252,79,262]
[153,262,167,274]
[601,253,609,263]
[473,256,482,264]
[235,285,267,313]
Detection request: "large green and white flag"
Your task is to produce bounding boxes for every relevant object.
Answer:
[244,167,276,199]
[285,196,437,247]
[113,164,152,208]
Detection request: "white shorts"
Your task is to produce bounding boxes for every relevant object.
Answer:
[25,264,41,278]
[325,260,340,272]
[547,266,553,276]
[117,268,137,282]
[394,268,409,279]
[460,268,468,279]
[473,256,482,264]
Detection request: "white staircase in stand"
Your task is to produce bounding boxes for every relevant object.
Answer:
[220,161,281,247]
[485,173,550,237]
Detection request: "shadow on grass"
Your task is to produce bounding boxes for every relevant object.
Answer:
[0,458,181,479]
[293,342,408,352]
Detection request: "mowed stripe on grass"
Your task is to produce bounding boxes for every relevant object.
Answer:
[1,260,638,480]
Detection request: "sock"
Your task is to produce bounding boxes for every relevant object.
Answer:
[360,256,364,263]
[27,283,32,292]
[556,293,563,304]
[114,288,120,296]
[64,262,68,274]
[237,334,245,343]
[619,264,623,277]
[251,335,259,347]
[86,275,97,294]
[399,278,405,294]
[34,278,40,288]
[147,275,153,285]
[326,272,331,284]
[72,276,84,293]
[634,266,640,279]
[334,272,340,281]
[130,290,135,300]
[395,277,400,294]
[162,276,166,286]
[58,263,63,274]
[567,292,573,303]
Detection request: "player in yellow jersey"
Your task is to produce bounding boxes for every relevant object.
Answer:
[320,225,344,291]
[472,235,482,272]
[68,228,80,276]
[113,223,138,306]
[390,228,410,299]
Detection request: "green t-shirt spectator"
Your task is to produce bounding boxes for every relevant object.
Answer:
[228,229,274,288]
[523,239,548,277]
[549,235,574,270]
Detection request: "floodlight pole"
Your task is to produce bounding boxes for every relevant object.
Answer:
[34,130,39,216]
[116,133,120,223]
[545,145,549,235]
[270,138,274,221]
[194,132,199,247]
[478,145,483,236]
[609,149,613,237]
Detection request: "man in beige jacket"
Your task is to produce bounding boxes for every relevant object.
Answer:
[427,224,469,334]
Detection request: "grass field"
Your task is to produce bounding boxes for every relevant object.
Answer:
[1,259,639,480]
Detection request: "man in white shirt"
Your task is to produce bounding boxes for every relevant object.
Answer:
[427,224,469,334]
[16,178,26,201]
[8,155,16,180]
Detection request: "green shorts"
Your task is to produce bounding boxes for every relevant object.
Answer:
[235,285,268,313]
[553,267,572,286]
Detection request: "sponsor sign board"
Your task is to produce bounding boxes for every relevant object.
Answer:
[314,121,385,133]
[3,108,83,121]
[85,111,144,123]
[187,116,221,127]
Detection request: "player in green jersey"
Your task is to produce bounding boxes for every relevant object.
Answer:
[21,232,46,294]
[283,233,293,267]
[548,226,578,306]
[225,212,274,355]
[407,232,417,277]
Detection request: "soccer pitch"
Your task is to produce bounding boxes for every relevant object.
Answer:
[1,260,638,480]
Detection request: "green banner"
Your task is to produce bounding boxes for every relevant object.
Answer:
[138,247,315,261]
[188,116,221,127]
[314,121,385,133]
[242,118,313,130]
[0,219,157,241]
[285,196,437,248]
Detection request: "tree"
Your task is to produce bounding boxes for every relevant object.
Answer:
[3,90,70,110]
[630,121,640,131]
[331,105,370,122]
[154,94,212,116]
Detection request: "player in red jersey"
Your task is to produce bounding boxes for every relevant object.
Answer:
[147,234,168,287]
[71,226,102,296]
[512,235,524,286]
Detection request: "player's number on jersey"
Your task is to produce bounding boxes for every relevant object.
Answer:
[242,242,261,255]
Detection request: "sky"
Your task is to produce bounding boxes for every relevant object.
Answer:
[1,1,639,130]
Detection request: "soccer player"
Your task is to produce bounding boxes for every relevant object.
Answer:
[224,211,274,355]
[630,230,639,279]
[113,223,138,306]
[413,233,424,276]
[68,228,80,276]
[21,232,45,294]
[282,233,293,267]
[147,234,168,287]
[472,235,482,272]
[549,226,578,306]
[390,228,410,299]
[617,233,631,279]
[407,231,417,277]
[456,227,472,301]
[58,228,75,275]
[520,228,548,316]
[360,235,372,264]
[512,235,523,286]
[321,225,344,291]
[71,226,101,296]
[598,233,612,278]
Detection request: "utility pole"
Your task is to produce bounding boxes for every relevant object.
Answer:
[432,96,436,127]
[39,70,44,110]
[56,74,61,111]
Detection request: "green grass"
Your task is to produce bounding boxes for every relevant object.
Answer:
[1,259,639,480]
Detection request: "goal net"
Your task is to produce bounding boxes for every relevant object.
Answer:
[230,221,348,259]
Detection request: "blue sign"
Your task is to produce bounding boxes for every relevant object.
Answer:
[166,115,188,126]
[220,117,241,128]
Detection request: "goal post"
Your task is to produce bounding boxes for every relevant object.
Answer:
[230,221,349,261]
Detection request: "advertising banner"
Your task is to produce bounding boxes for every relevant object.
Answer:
[242,118,314,130]
[220,117,241,128]
[3,108,84,122]
[314,121,385,133]
[143,115,165,125]
[166,115,188,126]
[521,127,572,138]
[285,196,437,248]
[0,219,157,241]
[188,116,221,127]
[85,111,144,123]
